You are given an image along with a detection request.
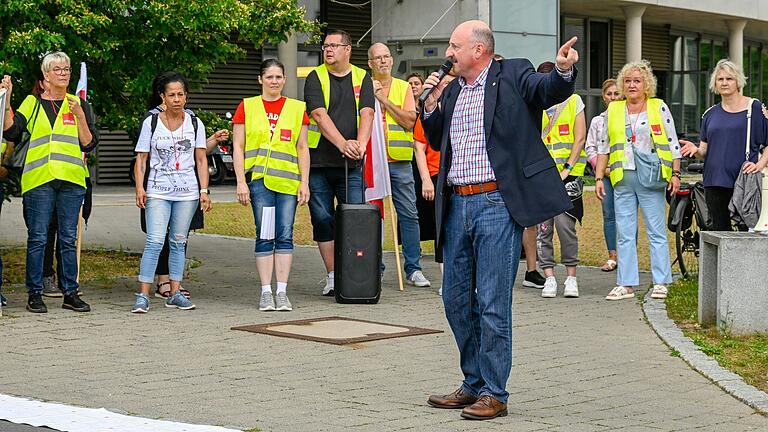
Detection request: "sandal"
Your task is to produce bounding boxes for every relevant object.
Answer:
[154,281,171,299]
[179,286,191,298]
[605,286,634,301]
[650,284,668,299]
[601,259,617,272]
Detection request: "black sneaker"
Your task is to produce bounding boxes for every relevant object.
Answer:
[27,294,48,313]
[62,293,91,312]
[523,270,546,289]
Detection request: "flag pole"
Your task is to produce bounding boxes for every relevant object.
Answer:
[75,206,83,283]
[386,196,404,291]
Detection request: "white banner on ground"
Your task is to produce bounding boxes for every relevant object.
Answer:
[0,394,239,432]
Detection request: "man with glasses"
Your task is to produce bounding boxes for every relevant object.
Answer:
[367,42,430,288]
[304,29,375,296]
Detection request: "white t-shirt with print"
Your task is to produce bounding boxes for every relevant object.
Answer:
[135,113,206,201]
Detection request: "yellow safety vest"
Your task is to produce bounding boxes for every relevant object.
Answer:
[17,94,86,194]
[542,94,586,177]
[607,98,673,186]
[243,96,305,195]
[307,63,367,148]
[384,78,414,161]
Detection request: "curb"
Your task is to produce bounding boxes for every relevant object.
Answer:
[642,289,768,414]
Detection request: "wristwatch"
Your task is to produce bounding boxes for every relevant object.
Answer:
[563,162,572,170]
[200,188,210,194]
[595,177,604,182]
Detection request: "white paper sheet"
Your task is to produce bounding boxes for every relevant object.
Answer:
[0,394,239,432]
[260,206,275,240]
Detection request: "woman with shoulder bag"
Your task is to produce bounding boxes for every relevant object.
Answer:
[595,60,682,301]
[1,51,98,314]
[680,59,768,231]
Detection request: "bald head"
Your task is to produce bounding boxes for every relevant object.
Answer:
[454,20,494,56]
[368,42,393,79]
[447,20,494,81]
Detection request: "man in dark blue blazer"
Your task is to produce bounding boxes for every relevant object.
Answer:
[421,20,578,420]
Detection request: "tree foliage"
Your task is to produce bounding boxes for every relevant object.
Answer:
[0,0,319,134]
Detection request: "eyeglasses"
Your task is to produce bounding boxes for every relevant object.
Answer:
[321,43,349,51]
[51,67,72,75]
[369,54,392,62]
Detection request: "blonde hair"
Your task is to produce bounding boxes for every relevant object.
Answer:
[41,51,71,74]
[709,59,747,94]
[616,60,657,99]
[601,78,617,94]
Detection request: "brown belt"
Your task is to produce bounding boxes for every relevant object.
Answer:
[453,181,498,196]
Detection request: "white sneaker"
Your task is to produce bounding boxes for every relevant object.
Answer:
[322,274,334,296]
[650,284,668,299]
[407,270,431,287]
[541,276,557,298]
[563,276,579,298]
[438,286,442,296]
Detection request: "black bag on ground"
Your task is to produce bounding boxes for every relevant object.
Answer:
[334,160,381,304]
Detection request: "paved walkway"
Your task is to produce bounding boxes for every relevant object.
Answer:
[1,186,767,431]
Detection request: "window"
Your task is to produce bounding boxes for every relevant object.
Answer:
[561,17,611,122]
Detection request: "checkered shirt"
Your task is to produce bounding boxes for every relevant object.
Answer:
[446,60,495,186]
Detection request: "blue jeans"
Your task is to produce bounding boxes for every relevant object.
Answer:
[442,190,523,404]
[614,170,673,286]
[23,180,85,295]
[308,166,363,242]
[387,161,422,277]
[138,198,198,283]
[602,176,617,252]
[249,178,298,256]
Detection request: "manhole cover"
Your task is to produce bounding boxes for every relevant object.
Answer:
[231,316,442,345]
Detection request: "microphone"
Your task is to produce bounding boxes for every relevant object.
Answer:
[419,59,454,104]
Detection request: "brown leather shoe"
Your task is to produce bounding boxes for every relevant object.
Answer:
[460,395,508,420]
[427,387,478,409]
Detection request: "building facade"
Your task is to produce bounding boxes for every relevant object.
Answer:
[96,0,768,182]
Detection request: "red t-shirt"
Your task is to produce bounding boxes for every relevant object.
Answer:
[414,118,440,177]
[232,96,310,139]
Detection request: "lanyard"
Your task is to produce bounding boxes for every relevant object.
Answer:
[627,101,646,144]
[168,114,185,170]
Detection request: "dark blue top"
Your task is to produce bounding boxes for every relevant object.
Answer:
[700,99,768,188]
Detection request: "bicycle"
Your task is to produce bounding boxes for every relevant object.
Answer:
[667,162,711,278]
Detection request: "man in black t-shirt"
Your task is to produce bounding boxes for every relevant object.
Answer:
[304,29,375,296]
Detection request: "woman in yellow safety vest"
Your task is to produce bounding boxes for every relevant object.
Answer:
[1,51,98,314]
[595,60,682,301]
[232,58,310,312]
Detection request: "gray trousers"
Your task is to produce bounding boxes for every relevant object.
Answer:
[537,212,579,269]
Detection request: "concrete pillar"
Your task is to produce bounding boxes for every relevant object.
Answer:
[726,19,747,71]
[623,5,646,62]
[278,33,298,99]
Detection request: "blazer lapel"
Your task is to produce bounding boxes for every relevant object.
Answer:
[441,80,460,155]
[484,60,501,146]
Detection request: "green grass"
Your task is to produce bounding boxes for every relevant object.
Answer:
[200,195,671,270]
[1,247,140,287]
[666,278,768,393]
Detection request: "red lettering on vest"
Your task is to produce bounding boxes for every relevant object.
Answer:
[280,129,292,142]
[651,124,662,136]
[62,113,76,126]
[558,124,570,136]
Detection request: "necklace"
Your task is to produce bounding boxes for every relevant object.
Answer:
[626,101,646,144]
[166,113,185,170]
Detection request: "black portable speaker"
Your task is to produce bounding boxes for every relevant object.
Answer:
[334,203,382,304]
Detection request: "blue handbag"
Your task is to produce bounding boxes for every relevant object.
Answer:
[633,149,668,190]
